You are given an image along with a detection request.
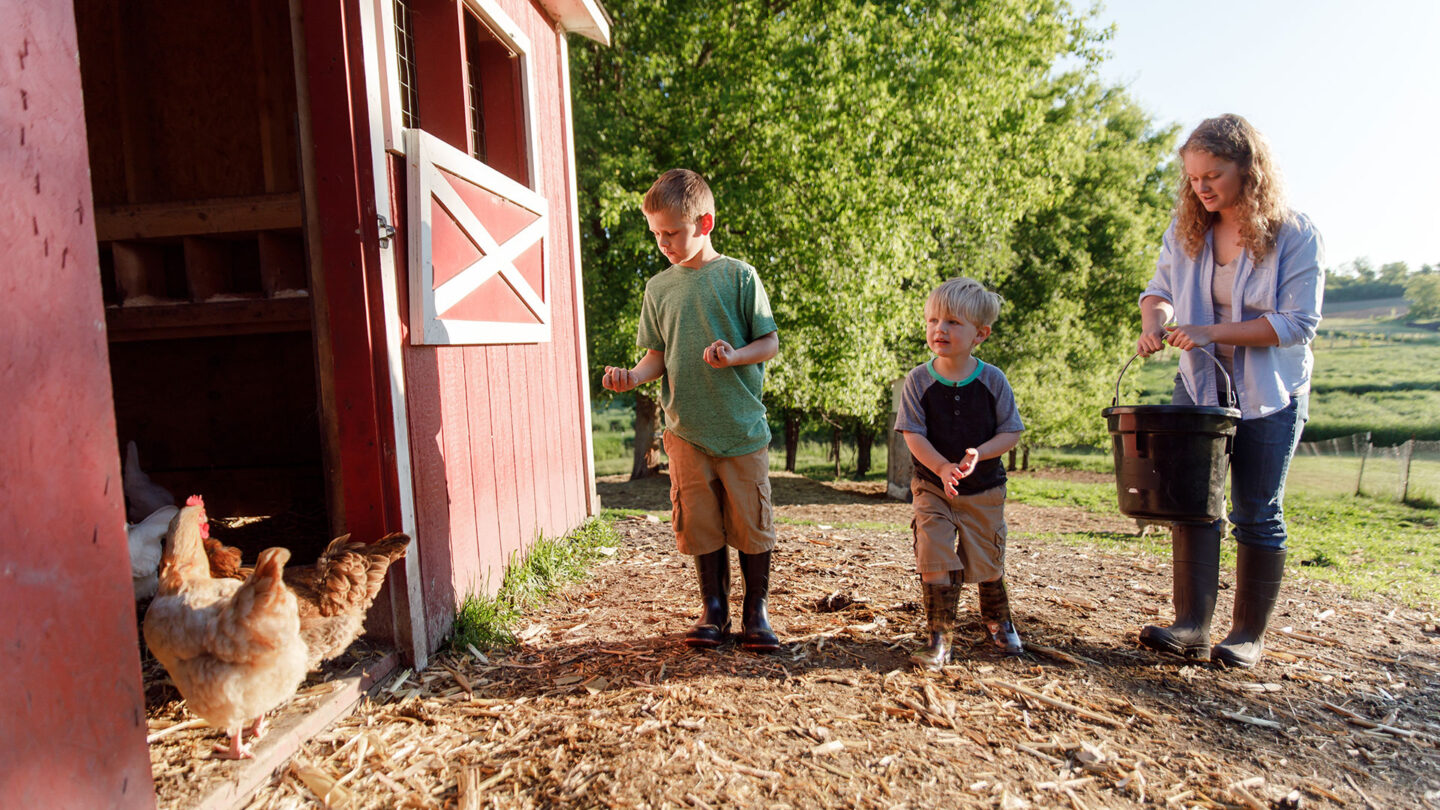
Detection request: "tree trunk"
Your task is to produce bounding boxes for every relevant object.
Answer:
[855,425,873,478]
[830,426,842,478]
[1007,447,1017,470]
[784,411,800,473]
[1021,444,1030,471]
[631,393,661,480]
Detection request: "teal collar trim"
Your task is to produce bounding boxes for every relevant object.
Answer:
[927,358,983,387]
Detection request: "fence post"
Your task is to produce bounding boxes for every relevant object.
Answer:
[1400,435,1415,504]
[1355,431,1371,497]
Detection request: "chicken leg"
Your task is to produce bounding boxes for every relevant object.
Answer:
[214,727,254,759]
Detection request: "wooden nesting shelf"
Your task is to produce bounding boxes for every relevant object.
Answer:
[105,298,312,343]
[97,194,312,342]
[96,193,303,241]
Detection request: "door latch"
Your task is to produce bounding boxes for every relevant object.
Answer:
[377,214,397,249]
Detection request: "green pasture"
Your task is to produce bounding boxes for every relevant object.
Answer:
[1007,475,1440,608]
[587,299,1440,606]
[1129,340,1440,445]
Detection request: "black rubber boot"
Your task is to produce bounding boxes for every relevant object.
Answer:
[738,551,780,651]
[1212,545,1287,669]
[683,548,730,648]
[909,582,959,671]
[978,578,1024,656]
[1139,522,1220,660]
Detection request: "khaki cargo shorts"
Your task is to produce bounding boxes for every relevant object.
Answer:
[910,478,1007,583]
[663,432,776,556]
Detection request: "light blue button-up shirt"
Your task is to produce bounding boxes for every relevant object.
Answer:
[1141,212,1325,420]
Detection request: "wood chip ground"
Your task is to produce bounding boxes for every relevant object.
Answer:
[146,471,1440,809]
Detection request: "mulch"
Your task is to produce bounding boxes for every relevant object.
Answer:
[146,470,1440,809]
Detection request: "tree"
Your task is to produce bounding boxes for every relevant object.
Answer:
[573,0,1116,474]
[1406,273,1440,320]
[1379,261,1410,284]
[984,78,1178,449]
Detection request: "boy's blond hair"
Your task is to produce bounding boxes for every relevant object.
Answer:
[643,168,715,222]
[926,277,1003,327]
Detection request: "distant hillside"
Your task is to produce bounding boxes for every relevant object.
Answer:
[1325,281,1405,302]
[1324,297,1409,319]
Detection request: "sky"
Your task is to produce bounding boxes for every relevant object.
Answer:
[1088,0,1440,272]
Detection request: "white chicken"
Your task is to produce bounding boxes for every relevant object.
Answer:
[123,440,176,522]
[129,505,179,601]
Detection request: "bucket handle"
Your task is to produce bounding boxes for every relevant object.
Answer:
[1112,348,1237,409]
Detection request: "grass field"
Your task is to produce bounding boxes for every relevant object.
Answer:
[588,300,1439,602]
[1006,475,1440,607]
[1130,340,1440,445]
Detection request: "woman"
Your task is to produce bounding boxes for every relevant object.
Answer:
[1136,114,1323,669]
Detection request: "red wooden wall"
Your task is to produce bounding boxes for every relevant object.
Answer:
[0,5,155,808]
[396,0,593,649]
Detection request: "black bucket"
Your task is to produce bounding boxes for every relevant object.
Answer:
[1102,353,1240,523]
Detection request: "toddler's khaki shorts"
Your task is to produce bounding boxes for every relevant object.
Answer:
[910,478,1007,583]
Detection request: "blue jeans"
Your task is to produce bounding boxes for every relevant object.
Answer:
[1173,376,1308,551]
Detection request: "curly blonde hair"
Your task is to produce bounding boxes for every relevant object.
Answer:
[1174,114,1290,263]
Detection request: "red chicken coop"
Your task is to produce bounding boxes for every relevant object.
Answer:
[1,0,609,806]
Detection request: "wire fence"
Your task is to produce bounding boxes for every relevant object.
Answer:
[1291,432,1440,506]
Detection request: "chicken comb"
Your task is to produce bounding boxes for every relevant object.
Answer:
[186,494,204,507]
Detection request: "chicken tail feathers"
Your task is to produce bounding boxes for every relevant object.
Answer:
[210,547,300,661]
[303,532,411,617]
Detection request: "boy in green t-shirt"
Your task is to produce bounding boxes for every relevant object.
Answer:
[602,169,781,652]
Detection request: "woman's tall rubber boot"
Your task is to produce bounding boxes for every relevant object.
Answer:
[1212,545,1286,669]
[684,548,730,648]
[738,551,780,651]
[1139,522,1221,660]
[979,578,1024,656]
[909,582,959,671]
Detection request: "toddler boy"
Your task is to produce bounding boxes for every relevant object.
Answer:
[602,169,781,651]
[894,277,1025,669]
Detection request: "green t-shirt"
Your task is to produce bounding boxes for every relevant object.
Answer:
[637,255,778,457]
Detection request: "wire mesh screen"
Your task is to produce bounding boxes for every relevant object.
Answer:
[393,0,420,130]
[1292,432,1439,505]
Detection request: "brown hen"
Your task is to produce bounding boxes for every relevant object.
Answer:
[142,496,308,759]
[284,532,412,670]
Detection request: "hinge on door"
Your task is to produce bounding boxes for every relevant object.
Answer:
[377,214,397,249]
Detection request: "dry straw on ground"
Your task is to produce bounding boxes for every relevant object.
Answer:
[144,472,1440,809]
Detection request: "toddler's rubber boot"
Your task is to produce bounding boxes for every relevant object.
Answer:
[909,582,959,671]
[978,578,1024,656]
[1139,522,1220,661]
[683,548,730,648]
[1212,545,1287,669]
[738,551,780,651]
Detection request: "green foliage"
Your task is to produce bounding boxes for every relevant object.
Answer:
[572,0,1170,438]
[1406,273,1440,320]
[448,520,619,652]
[988,79,1177,448]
